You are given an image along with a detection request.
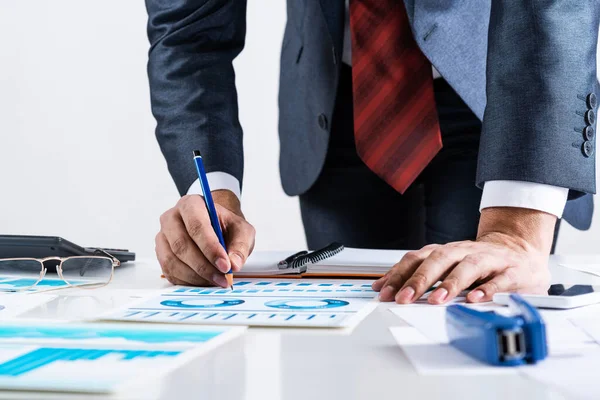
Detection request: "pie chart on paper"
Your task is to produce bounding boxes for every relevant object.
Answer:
[159,298,245,309]
[264,299,349,310]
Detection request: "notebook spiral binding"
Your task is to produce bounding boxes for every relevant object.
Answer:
[278,242,345,273]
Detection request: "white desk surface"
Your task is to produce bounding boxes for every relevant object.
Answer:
[7,255,600,400]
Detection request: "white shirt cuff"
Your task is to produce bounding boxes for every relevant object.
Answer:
[480,180,569,219]
[186,172,241,201]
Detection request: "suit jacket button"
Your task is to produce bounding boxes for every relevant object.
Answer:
[318,114,328,130]
[588,93,597,109]
[585,110,596,125]
[582,141,594,157]
[584,126,595,141]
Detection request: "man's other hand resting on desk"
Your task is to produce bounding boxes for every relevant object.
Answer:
[156,190,255,288]
[372,207,554,305]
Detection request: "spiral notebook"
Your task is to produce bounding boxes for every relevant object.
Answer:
[237,243,408,279]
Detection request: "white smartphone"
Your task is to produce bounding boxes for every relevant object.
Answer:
[493,284,600,309]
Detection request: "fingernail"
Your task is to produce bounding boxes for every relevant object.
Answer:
[469,290,485,302]
[429,288,448,304]
[396,287,415,304]
[372,278,385,290]
[215,258,230,273]
[229,253,244,271]
[212,273,228,288]
[379,285,396,301]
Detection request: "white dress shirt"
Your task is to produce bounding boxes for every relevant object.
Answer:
[188,2,569,219]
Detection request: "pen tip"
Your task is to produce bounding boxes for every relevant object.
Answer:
[193,150,201,157]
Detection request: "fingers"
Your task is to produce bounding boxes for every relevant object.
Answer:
[155,232,226,287]
[161,208,221,275]
[374,245,439,302]
[372,270,391,292]
[157,195,257,288]
[467,267,521,303]
[224,213,256,272]
[466,257,549,303]
[396,246,470,304]
[177,196,231,273]
[375,239,548,305]
[427,253,491,304]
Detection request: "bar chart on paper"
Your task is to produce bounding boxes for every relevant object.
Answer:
[0,345,182,393]
[167,280,377,297]
[101,279,379,328]
[0,322,245,393]
[0,276,91,292]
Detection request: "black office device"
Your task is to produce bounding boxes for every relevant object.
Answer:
[0,235,135,263]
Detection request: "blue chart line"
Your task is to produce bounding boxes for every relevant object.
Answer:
[167,285,374,297]
[0,348,182,377]
[179,312,199,321]
[160,299,245,309]
[171,282,375,294]
[0,325,223,344]
[0,278,67,289]
[143,312,159,318]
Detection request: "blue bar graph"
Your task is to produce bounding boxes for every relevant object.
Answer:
[0,348,182,377]
[179,312,199,321]
[165,282,375,300]
[0,323,228,345]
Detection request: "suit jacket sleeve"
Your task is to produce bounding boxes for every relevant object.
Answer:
[145,0,247,195]
[477,0,599,199]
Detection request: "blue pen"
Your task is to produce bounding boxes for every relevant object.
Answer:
[193,150,233,289]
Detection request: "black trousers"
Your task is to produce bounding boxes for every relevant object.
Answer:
[299,66,560,251]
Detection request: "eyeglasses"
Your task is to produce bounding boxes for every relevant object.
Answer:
[0,249,120,292]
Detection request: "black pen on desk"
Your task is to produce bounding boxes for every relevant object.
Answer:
[193,150,234,289]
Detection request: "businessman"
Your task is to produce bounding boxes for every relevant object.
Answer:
[146,1,597,304]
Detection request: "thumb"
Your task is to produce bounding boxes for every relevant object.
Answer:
[224,215,256,272]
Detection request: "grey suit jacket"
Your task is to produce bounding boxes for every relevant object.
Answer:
[145,0,597,229]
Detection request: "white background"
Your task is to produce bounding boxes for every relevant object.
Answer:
[0,1,597,259]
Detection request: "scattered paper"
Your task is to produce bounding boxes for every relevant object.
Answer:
[99,279,378,329]
[0,294,55,319]
[390,303,597,359]
[521,349,600,400]
[0,321,245,394]
[389,327,516,375]
[570,317,600,345]
[557,262,600,277]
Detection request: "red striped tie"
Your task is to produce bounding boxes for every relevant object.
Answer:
[349,0,442,194]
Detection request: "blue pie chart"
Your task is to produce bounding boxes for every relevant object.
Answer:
[264,299,349,310]
[159,298,245,309]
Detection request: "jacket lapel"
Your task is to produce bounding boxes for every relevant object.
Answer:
[318,0,345,64]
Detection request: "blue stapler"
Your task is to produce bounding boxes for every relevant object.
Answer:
[446,294,548,366]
